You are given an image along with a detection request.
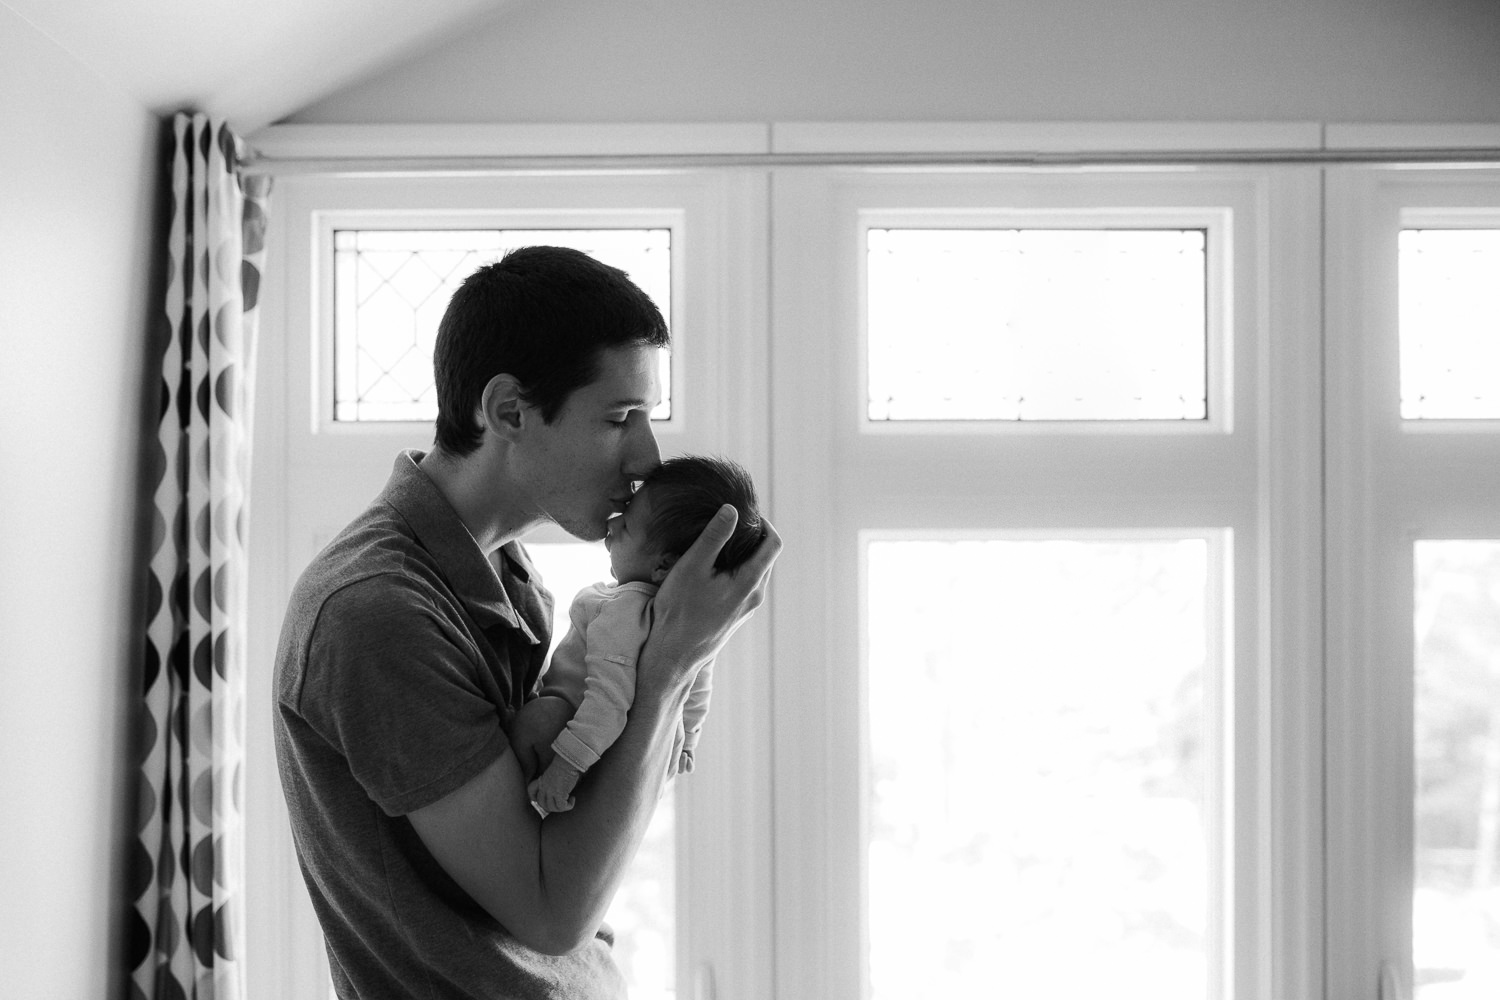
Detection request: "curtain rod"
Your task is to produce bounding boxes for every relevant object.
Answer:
[241,147,1500,176]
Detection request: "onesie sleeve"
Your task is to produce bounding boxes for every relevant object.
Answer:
[551,587,655,772]
[295,575,510,816]
[679,657,714,755]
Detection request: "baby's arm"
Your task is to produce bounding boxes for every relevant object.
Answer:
[540,588,654,808]
[676,658,715,774]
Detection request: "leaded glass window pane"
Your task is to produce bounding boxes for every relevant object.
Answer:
[333,229,672,422]
[865,537,1217,1000]
[1400,230,1500,420]
[866,229,1208,421]
[1414,540,1500,999]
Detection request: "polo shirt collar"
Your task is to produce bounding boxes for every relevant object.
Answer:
[380,450,543,644]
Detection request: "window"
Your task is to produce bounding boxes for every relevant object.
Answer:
[247,167,769,1000]
[1398,228,1500,420]
[246,134,1500,1000]
[1414,540,1500,998]
[866,228,1209,421]
[1326,167,1500,1000]
[331,228,672,422]
[864,534,1223,1000]
[769,166,1318,1000]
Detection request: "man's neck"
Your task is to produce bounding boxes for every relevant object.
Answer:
[418,446,536,555]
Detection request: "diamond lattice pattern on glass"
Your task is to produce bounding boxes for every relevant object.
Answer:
[525,541,676,1000]
[1414,540,1500,1000]
[865,538,1213,1000]
[1400,230,1500,420]
[866,229,1208,421]
[333,229,672,422]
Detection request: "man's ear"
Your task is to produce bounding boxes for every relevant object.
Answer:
[650,551,680,585]
[479,374,527,440]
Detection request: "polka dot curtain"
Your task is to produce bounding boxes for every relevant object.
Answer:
[128,113,270,1000]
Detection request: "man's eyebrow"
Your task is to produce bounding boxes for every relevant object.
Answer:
[606,395,656,409]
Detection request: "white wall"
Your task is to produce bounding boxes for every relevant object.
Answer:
[0,6,160,997]
[285,0,1500,125]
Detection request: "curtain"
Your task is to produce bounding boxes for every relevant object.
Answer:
[127,112,270,1000]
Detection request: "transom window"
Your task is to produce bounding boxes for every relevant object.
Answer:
[332,227,672,422]
[1399,229,1500,420]
[865,228,1208,422]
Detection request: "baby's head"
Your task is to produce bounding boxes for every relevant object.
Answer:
[604,455,763,585]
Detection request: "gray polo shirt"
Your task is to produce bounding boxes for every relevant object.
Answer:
[274,450,625,999]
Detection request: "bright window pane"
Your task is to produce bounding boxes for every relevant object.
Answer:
[866,229,1207,421]
[865,537,1217,1000]
[333,229,673,422]
[1414,540,1500,999]
[1400,230,1500,420]
[526,541,676,1000]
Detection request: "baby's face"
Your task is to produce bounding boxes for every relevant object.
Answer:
[604,486,668,585]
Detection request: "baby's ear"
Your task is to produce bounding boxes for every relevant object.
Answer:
[651,551,680,584]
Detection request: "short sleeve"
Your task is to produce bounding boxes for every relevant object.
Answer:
[296,575,509,816]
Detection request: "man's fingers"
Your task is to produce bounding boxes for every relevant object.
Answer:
[748,518,782,577]
[676,504,739,570]
[734,517,782,591]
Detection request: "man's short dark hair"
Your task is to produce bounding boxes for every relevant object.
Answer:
[432,245,670,455]
[639,456,764,572]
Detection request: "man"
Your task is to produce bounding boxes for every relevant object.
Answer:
[274,246,780,998]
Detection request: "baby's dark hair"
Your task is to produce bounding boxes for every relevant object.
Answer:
[639,455,763,572]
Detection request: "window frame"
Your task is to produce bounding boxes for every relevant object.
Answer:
[1324,165,1500,1000]
[767,163,1324,1000]
[245,166,772,1000]
[240,119,1500,1000]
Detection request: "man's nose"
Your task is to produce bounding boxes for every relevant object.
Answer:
[627,413,661,474]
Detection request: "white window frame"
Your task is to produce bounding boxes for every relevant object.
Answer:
[767,163,1324,1000]
[246,166,771,1000]
[1325,164,1500,1000]
[239,120,1500,1000]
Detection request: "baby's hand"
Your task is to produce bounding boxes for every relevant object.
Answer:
[528,762,580,815]
[676,749,695,775]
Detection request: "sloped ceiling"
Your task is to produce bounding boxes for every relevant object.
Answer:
[1,0,519,132]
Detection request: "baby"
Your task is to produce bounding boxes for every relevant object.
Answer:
[528,455,764,815]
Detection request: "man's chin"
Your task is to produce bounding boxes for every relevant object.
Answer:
[553,516,608,543]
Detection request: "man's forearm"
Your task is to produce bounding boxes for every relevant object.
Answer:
[532,666,691,944]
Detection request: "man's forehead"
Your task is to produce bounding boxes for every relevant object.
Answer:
[581,344,663,406]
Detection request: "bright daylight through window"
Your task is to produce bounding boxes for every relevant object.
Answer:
[1399,230,1500,420]
[865,537,1219,1000]
[1414,541,1500,1000]
[866,229,1207,421]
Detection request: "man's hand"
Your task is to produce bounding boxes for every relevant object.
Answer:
[641,506,781,697]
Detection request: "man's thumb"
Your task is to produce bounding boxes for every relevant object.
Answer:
[685,504,738,562]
